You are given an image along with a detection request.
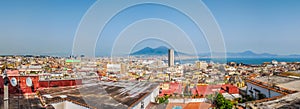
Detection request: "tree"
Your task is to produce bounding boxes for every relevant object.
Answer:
[216,94,225,108]
[224,100,233,109]
[215,93,233,109]
[156,95,170,104]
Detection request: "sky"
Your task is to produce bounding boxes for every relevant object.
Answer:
[0,0,300,56]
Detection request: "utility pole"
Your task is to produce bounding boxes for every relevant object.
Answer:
[3,69,9,109]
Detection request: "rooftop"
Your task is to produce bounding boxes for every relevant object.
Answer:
[166,102,212,109]
[277,80,300,91]
[254,76,298,84]
[0,94,41,109]
[252,92,300,109]
[38,81,159,109]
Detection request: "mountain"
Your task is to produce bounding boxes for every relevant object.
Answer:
[130,46,188,56]
[199,50,282,58]
[227,50,278,57]
[288,54,300,57]
[131,47,299,58]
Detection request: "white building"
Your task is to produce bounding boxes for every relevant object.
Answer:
[107,64,121,72]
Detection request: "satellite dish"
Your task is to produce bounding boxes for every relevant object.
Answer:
[10,77,17,87]
[26,77,32,87]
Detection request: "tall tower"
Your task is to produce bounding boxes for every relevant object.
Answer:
[168,49,174,67]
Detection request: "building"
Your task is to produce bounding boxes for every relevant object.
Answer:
[194,84,239,97]
[159,82,182,96]
[247,76,300,108]
[0,70,82,94]
[37,81,160,109]
[195,61,208,70]
[227,74,245,88]
[106,64,121,72]
[120,63,128,74]
[245,76,296,99]
[168,49,174,67]
[0,70,39,94]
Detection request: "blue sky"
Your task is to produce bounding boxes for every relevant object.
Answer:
[0,0,300,56]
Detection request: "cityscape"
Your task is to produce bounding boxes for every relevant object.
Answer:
[1,0,300,109]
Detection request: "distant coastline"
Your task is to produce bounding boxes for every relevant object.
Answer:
[176,57,300,65]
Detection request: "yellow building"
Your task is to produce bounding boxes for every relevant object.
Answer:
[228,75,245,88]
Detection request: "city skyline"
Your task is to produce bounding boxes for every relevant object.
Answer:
[2,1,300,109]
[1,0,300,56]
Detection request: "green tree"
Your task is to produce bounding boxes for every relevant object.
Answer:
[216,94,225,108]
[224,100,233,109]
[156,95,170,104]
[215,93,233,109]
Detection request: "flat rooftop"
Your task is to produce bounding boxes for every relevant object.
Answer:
[38,81,159,109]
[277,80,300,91]
[252,92,300,109]
[249,76,300,109]
[254,76,298,84]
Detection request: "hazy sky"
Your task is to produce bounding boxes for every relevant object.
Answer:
[0,0,300,56]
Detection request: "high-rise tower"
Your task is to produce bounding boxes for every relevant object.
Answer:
[168,49,174,67]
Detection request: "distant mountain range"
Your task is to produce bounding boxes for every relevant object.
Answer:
[130,46,300,58]
[221,50,300,58]
[227,51,278,57]
[130,46,188,56]
[199,50,279,58]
